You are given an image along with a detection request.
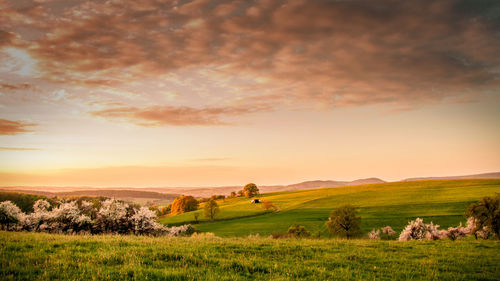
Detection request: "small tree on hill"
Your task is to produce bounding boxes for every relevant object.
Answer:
[204,199,219,221]
[171,196,199,215]
[230,191,236,198]
[262,200,278,211]
[326,205,362,239]
[243,183,259,198]
[466,194,500,239]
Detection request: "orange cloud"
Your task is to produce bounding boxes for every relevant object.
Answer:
[0,0,498,112]
[90,104,271,126]
[0,147,39,151]
[0,83,31,90]
[0,118,37,135]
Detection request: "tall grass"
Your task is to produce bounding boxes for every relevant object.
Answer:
[1,231,499,280]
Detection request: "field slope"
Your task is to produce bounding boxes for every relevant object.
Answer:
[160,179,500,237]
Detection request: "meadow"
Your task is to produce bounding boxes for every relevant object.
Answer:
[160,179,500,237]
[1,231,499,281]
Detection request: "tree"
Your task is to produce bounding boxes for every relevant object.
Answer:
[204,199,219,221]
[326,205,362,238]
[262,200,278,211]
[230,191,236,198]
[194,212,199,223]
[0,201,24,230]
[466,194,500,239]
[171,196,199,215]
[243,183,259,198]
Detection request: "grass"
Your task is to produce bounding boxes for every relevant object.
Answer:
[160,179,500,237]
[1,231,499,281]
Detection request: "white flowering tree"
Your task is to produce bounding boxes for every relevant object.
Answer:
[0,199,197,236]
[0,201,24,230]
[95,199,131,234]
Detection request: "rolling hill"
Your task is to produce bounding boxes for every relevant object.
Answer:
[160,179,500,237]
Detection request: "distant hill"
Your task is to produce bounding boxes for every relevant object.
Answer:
[403,172,500,182]
[2,172,497,199]
[0,188,179,205]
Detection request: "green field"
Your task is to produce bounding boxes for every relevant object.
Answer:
[1,232,499,281]
[160,179,500,237]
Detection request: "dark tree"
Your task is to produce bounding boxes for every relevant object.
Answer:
[326,205,362,238]
[466,194,500,239]
[204,199,219,221]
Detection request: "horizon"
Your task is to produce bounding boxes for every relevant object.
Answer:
[1,171,499,189]
[1,0,499,188]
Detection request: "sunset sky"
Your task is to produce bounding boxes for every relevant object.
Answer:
[0,0,499,187]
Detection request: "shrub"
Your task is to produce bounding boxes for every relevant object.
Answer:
[368,229,380,240]
[326,205,362,238]
[95,199,131,234]
[443,223,468,241]
[466,194,499,239]
[381,226,396,239]
[1,199,199,237]
[287,223,311,238]
[398,218,448,241]
[167,224,197,237]
[203,199,219,221]
[171,196,199,215]
[0,201,24,230]
[132,207,165,235]
[262,200,278,211]
[243,183,259,198]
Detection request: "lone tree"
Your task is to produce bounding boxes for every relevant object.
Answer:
[243,183,259,198]
[204,199,219,221]
[326,205,362,238]
[466,194,500,239]
[171,195,199,215]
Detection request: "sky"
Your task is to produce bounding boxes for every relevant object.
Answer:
[0,0,499,187]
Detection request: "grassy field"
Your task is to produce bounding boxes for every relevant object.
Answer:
[160,179,500,237]
[1,231,499,281]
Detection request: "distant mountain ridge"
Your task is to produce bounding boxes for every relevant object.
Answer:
[402,172,500,182]
[1,173,498,198]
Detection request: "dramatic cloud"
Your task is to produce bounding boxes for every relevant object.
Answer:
[0,118,37,135]
[91,104,271,126]
[0,0,499,123]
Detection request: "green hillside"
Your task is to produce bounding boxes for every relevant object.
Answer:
[160,179,500,237]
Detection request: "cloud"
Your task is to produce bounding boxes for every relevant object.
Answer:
[0,83,31,90]
[0,0,499,113]
[0,147,39,151]
[191,157,231,162]
[90,103,271,126]
[0,118,37,135]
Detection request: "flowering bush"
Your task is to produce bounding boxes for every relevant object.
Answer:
[368,229,380,240]
[0,199,197,237]
[398,218,447,241]
[381,226,396,238]
[167,224,197,237]
[0,201,24,230]
[443,223,468,241]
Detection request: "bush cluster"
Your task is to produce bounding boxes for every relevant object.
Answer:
[0,199,196,236]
